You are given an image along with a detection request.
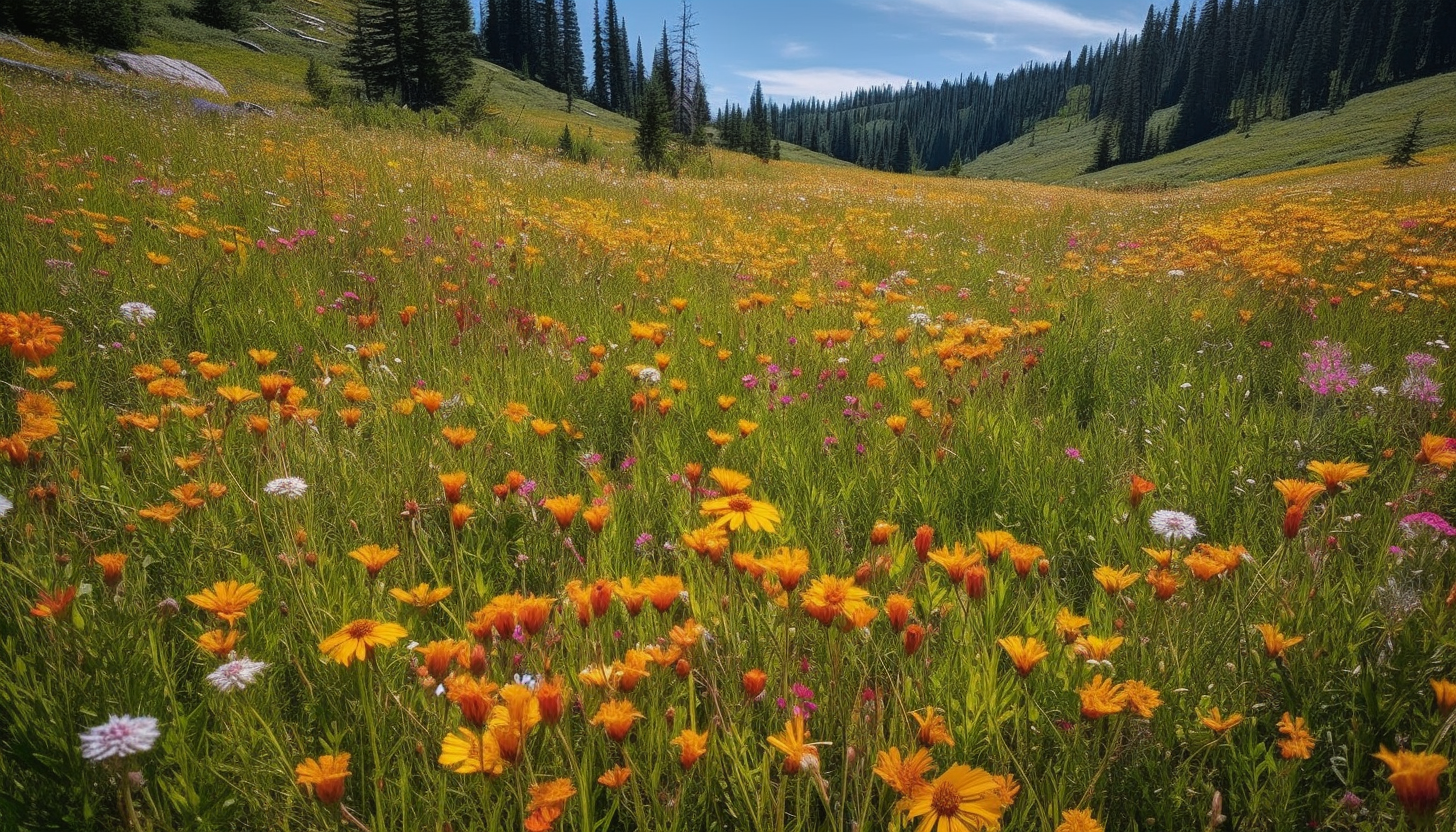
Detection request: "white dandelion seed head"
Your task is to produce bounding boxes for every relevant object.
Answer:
[119,302,157,325]
[0,493,12,518]
[80,715,159,762]
[1149,509,1200,542]
[206,656,268,693]
[263,477,308,498]
[637,367,662,385]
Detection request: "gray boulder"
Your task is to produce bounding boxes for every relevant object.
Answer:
[96,52,227,96]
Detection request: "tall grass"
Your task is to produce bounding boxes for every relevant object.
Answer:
[0,72,1453,832]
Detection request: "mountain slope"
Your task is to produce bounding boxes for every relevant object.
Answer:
[962,72,1456,187]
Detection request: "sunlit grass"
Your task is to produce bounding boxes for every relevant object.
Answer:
[0,62,1453,832]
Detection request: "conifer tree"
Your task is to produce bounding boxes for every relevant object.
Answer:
[591,1,608,106]
[653,26,675,124]
[193,0,251,32]
[891,124,912,173]
[1386,110,1425,166]
[746,82,773,159]
[635,74,674,171]
[346,0,476,109]
[632,37,646,113]
[690,71,711,146]
[561,0,587,104]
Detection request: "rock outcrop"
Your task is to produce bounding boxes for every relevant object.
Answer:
[95,52,227,96]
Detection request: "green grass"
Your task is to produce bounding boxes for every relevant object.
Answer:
[964,72,1456,187]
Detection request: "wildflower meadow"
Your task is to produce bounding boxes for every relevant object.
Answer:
[1,70,1454,832]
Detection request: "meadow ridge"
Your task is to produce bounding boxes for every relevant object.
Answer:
[0,58,1455,832]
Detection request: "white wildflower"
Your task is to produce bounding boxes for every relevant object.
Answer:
[119,302,157,325]
[206,656,269,692]
[0,493,11,518]
[1149,509,1200,542]
[637,367,662,385]
[263,476,308,499]
[80,715,160,762]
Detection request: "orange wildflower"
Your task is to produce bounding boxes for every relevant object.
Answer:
[29,586,77,618]
[592,700,643,742]
[672,729,709,769]
[1128,474,1156,507]
[542,494,582,529]
[294,753,350,804]
[997,636,1049,676]
[187,580,261,625]
[1373,747,1447,815]
[911,708,954,747]
[318,619,407,666]
[1276,713,1315,760]
[348,544,400,578]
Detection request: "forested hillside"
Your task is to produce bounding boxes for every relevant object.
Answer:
[772,0,1456,173]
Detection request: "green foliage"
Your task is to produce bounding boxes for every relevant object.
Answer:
[343,0,475,109]
[1386,110,1426,166]
[5,0,148,49]
[634,75,673,172]
[191,0,252,32]
[303,56,334,106]
[451,77,498,132]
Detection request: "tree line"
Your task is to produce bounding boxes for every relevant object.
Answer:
[0,0,269,50]
[771,0,1456,173]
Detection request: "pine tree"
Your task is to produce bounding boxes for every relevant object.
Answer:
[632,37,646,114]
[604,0,631,112]
[747,82,773,159]
[560,0,587,106]
[346,0,476,109]
[635,75,674,171]
[653,26,676,126]
[304,57,335,105]
[590,1,608,106]
[193,0,251,32]
[1386,110,1425,166]
[17,0,146,49]
[538,0,562,89]
[947,150,963,176]
[1089,121,1114,172]
[689,71,711,146]
[891,124,913,173]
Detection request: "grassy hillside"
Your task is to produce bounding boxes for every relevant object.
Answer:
[1,3,843,170]
[963,71,1456,187]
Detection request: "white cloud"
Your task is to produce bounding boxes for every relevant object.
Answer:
[738,67,917,100]
[779,41,816,59]
[874,0,1129,38]
[1022,44,1067,61]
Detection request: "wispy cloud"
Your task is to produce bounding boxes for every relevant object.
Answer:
[1022,44,1067,61]
[738,67,916,100]
[779,41,816,59]
[874,0,1129,38]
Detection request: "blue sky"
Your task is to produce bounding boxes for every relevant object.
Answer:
[612,0,1152,106]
